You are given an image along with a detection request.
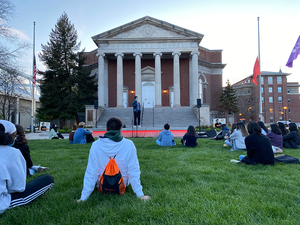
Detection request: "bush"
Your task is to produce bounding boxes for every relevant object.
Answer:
[67,129,72,133]
[58,129,66,133]
[63,126,72,131]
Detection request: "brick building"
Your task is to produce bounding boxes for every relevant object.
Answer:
[233,70,300,124]
[83,16,225,124]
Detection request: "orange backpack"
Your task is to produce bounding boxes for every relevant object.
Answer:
[98,155,125,194]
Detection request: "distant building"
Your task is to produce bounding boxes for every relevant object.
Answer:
[83,16,226,125]
[232,70,300,123]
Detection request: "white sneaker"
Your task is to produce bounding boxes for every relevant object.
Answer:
[230,159,240,163]
[37,166,49,173]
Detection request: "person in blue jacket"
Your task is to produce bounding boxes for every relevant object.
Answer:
[132,96,141,127]
[156,123,176,146]
[74,122,93,144]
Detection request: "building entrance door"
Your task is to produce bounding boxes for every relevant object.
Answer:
[142,82,155,108]
[123,92,127,108]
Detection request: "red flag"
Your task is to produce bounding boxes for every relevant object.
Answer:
[252,56,261,85]
[33,55,36,86]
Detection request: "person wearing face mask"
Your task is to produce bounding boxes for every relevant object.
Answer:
[132,96,141,127]
[0,120,54,214]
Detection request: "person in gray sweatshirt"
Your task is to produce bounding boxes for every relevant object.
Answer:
[0,120,54,214]
[156,123,176,146]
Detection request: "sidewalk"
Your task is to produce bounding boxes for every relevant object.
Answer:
[26,131,69,140]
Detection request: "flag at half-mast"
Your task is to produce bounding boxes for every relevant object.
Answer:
[33,55,36,86]
[252,56,261,85]
[286,35,300,68]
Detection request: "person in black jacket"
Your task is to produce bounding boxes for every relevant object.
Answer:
[283,123,300,149]
[238,121,274,165]
[278,122,289,136]
[13,125,49,177]
[181,125,198,147]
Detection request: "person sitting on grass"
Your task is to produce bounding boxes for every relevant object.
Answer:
[224,122,248,151]
[233,121,274,165]
[49,124,64,139]
[77,117,150,202]
[278,122,289,136]
[0,120,54,215]
[74,122,94,144]
[69,125,77,144]
[258,121,269,135]
[213,124,231,140]
[181,125,198,147]
[283,123,300,149]
[214,119,222,128]
[156,123,176,146]
[267,124,283,151]
[13,125,49,177]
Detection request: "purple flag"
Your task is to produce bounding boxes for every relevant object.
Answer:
[286,36,300,68]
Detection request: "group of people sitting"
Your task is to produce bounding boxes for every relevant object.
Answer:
[0,117,150,214]
[49,122,94,144]
[156,123,198,147]
[215,120,299,165]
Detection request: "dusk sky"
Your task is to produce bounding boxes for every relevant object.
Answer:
[8,0,300,85]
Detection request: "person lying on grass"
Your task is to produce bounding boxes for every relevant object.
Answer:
[233,121,274,165]
[0,120,54,214]
[77,117,150,202]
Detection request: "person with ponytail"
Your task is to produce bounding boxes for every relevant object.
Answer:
[0,120,54,214]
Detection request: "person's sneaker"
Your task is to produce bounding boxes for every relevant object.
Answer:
[223,144,228,147]
[230,148,236,151]
[230,159,240,163]
[37,166,49,173]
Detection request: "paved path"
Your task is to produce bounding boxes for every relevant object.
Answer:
[26,131,69,140]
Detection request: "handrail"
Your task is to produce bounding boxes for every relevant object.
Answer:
[141,102,144,127]
[153,102,154,127]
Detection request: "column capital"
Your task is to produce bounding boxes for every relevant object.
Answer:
[191,51,200,57]
[133,52,143,57]
[115,53,124,58]
[96,52,105,58]
[153,52,162,57]
[172,52,181,57]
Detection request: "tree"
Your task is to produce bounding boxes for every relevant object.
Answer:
[218,79,239,123]
[0,0,30,120]
[37,12,97,124]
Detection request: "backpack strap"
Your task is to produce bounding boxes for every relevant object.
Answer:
[109,155,117,159]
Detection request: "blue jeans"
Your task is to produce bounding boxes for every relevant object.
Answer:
[239,155,246,161]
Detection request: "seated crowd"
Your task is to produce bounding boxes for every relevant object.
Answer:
[1,117,299,215]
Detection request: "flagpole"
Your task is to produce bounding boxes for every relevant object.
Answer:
[258,17,263,122]
[31,22,35,133]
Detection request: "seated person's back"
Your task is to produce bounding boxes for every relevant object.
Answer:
[182,126,198,147]
[156,123,176,146]
[74,122,92,144]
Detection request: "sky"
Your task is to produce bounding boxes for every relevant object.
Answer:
[6,0,300,86]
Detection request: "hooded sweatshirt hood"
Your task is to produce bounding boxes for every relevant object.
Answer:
[104,130,123,142]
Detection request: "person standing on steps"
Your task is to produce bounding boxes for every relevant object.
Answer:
[132,96,141,127]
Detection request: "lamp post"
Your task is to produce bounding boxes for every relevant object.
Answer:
[283,106,287,123]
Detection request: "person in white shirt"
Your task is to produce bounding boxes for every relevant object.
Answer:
[0,120,53,214]
[77,117,150,202]
[224,122,248,151]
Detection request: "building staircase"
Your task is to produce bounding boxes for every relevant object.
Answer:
[96,107,199,130]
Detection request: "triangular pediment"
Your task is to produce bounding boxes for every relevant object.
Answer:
[92,16,203,44]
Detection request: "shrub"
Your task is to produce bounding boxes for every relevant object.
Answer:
[67,129,72,133]
[58,129,66,133]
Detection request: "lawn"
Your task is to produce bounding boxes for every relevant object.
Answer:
[1,137,300,225]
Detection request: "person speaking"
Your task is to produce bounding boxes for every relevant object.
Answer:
[132,96,141,127]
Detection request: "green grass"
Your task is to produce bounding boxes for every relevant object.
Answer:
[2,138,300,224]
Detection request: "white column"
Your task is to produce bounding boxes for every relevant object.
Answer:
[172,51,181,108]
[191,51,200,106]
[153,52,162,107]
[115,53,124,108]
[97,52,105,107]
[133,52,142,101]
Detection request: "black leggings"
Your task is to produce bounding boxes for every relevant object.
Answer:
[9,174,54,209]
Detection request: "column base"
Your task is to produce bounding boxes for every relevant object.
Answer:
[173,104,181,108]
[155,105,162,108]
[116,105,124,109]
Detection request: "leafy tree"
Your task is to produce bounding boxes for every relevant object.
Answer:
[37,12,97,124]
[218,79,239,123]
[0,0,30,120]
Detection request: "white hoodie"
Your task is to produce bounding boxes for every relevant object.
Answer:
[80,137,144,200]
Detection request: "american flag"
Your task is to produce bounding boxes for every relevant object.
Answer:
[33,55,36,86]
